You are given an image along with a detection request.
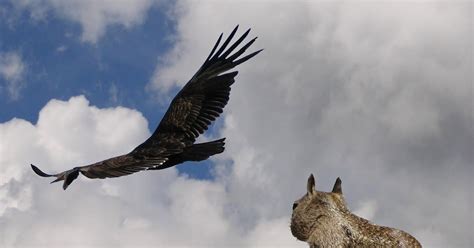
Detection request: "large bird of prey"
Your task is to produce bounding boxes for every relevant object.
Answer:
[31,26,261,190]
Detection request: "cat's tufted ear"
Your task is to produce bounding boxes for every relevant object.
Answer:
[332,177,343,194]
[307,174,316,195]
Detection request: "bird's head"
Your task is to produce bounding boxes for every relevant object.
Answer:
[32,164,81,190]
[52,167,80,190]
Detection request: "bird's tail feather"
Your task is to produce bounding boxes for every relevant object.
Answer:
[182,138,226,161]
[149,138,225,171]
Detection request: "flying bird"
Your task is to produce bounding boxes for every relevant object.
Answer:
[31,26,262,190]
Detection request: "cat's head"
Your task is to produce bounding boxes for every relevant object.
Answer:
[290,174,347,241]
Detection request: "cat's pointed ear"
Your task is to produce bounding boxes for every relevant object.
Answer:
[307,174,316,195]
[332,177,343,194]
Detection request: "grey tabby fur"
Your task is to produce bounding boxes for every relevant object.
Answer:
[291,174,421,248]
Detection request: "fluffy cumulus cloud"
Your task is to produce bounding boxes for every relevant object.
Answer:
[151,1,472,247]
[0,51,26,100]
[0,95,302,247]
[11,0,159,43]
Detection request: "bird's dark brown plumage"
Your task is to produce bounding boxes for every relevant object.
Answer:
[31,26,261,190]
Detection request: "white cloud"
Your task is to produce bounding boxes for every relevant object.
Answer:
[108,82,119,104]
[11,0,159,43]
[415,228,451,248]
[55,45,67,53]
[0,52,26,100]
[0,95,301,247]
[35,96,149,168]
[245,217,305,248]
[151,0,472,247]
[0,96,149,217]
[353,199,377,220]
[0,181,32,217]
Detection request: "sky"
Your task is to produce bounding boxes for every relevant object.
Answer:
[0,0,472,247]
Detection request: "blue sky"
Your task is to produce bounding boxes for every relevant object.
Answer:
[0,1,471,247]
[0,3,170,124]
[0,2,221,179]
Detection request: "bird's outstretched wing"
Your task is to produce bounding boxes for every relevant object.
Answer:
[78,153,169,179]
[31,26,261,190]
[134,25,262,153]
[31,152,171,190]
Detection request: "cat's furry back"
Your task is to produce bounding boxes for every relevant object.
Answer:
[290,174,421,248]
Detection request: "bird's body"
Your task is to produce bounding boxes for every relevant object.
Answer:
[31,26,261,190]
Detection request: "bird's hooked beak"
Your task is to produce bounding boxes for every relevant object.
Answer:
[57,168,80,190]
[50,175,65,184]
[31,164,80,190]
